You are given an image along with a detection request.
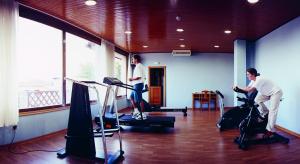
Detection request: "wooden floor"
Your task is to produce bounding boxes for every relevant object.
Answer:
[0,110,299,164]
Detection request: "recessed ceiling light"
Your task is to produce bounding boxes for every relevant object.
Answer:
[180,44,186,48]
[214,45,220,48]
[85,0,97,6]
[124,31,132,34]
[179,38,184,41]
[224,30,232,34]
[247,0,259,4]
[176,28,184,32]
[143,45,148,48]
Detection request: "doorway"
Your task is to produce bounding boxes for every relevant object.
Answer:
[148,66,166,107]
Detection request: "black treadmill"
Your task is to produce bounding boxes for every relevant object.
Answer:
[103,113,175,128]
[58,79,124,164]
[97,77,176,128]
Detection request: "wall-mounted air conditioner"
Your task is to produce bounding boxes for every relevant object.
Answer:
[172,50,191,56]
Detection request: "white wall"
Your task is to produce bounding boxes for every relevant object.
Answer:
[234,40,247,106]
[254,16,300,134]
[0,97,128,145]
[139,52,234,108]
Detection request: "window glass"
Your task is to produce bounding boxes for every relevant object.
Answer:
[17,17,63,109]
[114,53,127,96]
[66,33,101,103]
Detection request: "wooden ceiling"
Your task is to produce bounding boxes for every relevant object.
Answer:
[17,0,300,53]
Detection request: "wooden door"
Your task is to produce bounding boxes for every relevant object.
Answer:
[149,86,161,105]
[148,66,166,106]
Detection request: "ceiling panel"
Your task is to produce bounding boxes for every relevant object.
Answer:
[17,0,300,53]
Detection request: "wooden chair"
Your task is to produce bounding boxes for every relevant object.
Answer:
[200,90,217,111]
[199,90,209,110]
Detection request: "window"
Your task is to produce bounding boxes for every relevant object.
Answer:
[16,14,127,111]
[17,17,63,109]
[114,53,127,96]
[65,33,101,103]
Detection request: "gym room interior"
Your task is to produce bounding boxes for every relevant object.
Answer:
[0,0,300,163]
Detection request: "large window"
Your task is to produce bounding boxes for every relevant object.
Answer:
[17,17,62,109]
[16,15,128,111]
[114,53,127,96]
[66,33,101,103]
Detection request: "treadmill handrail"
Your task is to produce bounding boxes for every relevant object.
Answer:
[103,77,138,91]
[115,83,136,91]
[65,77,108,88]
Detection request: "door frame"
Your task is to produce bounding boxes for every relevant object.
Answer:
[148,66,166,106]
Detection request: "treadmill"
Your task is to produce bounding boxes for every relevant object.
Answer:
[105,113,175,128]
[96,77,176,128]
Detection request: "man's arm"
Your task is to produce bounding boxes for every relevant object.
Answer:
[236,86,256,93]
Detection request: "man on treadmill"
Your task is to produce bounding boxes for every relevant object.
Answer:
[129,55,147,120]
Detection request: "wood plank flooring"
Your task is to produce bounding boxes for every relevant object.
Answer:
[0,110,299,164]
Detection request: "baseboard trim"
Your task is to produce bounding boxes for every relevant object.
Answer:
[275,125,300,138]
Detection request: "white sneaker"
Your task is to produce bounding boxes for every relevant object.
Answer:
[133,113,142,120]
[132,112,147,120]
[142,112,147,120]
[132,111,139,118]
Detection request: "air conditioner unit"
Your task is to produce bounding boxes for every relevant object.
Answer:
[172,50,191,56]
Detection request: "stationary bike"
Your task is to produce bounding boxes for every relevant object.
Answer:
[233,87,289,150]
[216,89,257,131]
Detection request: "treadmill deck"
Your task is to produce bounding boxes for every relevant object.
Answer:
[119,114,175,128]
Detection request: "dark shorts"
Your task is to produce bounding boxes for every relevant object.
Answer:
[130,83,144,103]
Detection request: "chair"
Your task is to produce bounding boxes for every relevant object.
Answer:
[200,90,217,111]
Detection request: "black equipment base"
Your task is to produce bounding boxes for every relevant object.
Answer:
[146,106,188,116]
[119,114,175,128]
[234,132,290,150]
[98,113,176,128]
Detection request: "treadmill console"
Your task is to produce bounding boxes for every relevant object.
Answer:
[103,77,124,85]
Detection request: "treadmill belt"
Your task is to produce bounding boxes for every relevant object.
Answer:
[119,114,175,128]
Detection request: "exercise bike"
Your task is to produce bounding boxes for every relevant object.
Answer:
[233,87,289,150]
[216,89,257,131]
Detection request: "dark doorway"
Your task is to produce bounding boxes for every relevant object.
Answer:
[148,66,166,107]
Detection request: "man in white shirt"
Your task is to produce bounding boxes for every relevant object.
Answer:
[129,55,146,120]
[234,68,283,137]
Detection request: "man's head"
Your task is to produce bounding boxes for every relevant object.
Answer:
[246,68,258,81]
[133,55,141,64]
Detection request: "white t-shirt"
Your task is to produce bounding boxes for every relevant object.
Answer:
[249,76,281,96]
[132,63,146,85]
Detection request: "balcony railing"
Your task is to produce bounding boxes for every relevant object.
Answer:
[27,90,61,108]
[18,90,61,109]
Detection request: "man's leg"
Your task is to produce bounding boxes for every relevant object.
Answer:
[267,90,283,132]
[130,97,136,109]
[135,83,147,119]
[255,94,270,117]
[130,90,139,116]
